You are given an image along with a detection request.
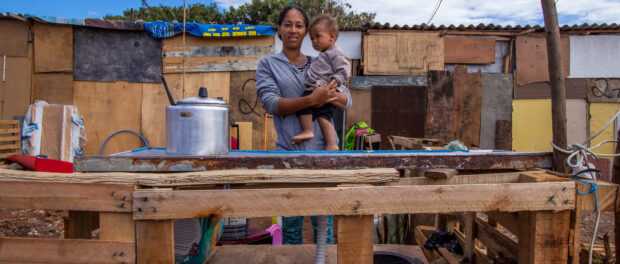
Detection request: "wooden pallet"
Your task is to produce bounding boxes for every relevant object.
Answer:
[0,169,610,264]
[0,120,20,158]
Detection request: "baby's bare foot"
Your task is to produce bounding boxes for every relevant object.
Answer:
[292,131,314,144]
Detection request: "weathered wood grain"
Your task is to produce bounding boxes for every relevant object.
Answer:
[0,237,134,263]
[0,168,399,186]
[0,180,132,212]
[132,182,575,219]
[444,37,495,64]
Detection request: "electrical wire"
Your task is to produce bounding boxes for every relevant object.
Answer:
[99,130,148,155]
[426,0,443,25]
[238,78,262,116]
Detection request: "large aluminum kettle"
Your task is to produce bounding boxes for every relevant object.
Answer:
[162,77,229,156]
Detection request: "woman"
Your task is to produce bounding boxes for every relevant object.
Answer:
[255,5,352,244]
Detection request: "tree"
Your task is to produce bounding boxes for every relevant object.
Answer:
[104,3,225,24]
[104,0,375,29]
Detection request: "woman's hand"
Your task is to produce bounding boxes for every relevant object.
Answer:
[310,81,338,107]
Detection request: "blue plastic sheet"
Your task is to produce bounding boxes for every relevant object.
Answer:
[144,21,274,38]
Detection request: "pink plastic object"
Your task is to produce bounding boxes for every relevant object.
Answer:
[266,224,282,245]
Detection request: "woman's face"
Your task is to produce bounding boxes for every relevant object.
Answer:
[278,9,307,50]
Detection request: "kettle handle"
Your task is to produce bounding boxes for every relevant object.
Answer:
[161,75,176,105]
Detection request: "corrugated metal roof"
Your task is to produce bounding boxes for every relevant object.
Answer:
[360,22,620,32]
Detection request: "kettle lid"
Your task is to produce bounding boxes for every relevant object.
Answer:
[176,87,229,106]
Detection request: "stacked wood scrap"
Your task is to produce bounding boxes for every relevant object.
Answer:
[0,120,20,158]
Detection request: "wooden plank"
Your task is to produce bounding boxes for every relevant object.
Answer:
[228,71,277,150]
[480,73,513,149]
[475,216,518,260]
[136,220,174,264]
[0,128,20,134]
[364,32,443,75]
[162,34,274,73]
[64,211,99,239]
[207,244,429,264]
[0,237,134,263]
[0,180,133,212]
[0,168,400,186]
[132,181,575,220]
[391,171,523,186]
[1,55,31,120]
[234,121,252,150]
[0,135,21,142]
[74,81,143,155]
[0,19,29,56]
[444,37,495,64]
[40,104,63,159]
[575,179,618,211]
[0,120,20,125]
[453,65,483,147]
[425,71,455,141]
[462,212,476,261]
[515,35,570,86]
[517,210,571,264]
[33,72,74,105]
[486,212,518,235]
[100,212,135,242]
[495,120,512,150]
[371,86,426,149]
[425,168,458,179]
[0,143,19,150]
[338,215,374,264]
[587,78,620,103]
[349,76,427,90]
[33,22,73,73]
[514,78,586,99]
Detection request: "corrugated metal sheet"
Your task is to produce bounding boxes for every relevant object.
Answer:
[361,22,620,33]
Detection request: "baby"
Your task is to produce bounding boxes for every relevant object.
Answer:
[291,14,351,151]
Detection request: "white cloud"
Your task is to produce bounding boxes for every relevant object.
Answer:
[213,0,620,26]
[87,10,98,16]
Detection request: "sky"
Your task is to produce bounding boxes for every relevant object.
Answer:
[2,0,620,26]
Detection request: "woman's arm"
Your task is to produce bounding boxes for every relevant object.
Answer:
[277,81,338,116]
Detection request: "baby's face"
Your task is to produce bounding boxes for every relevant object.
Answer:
[309,22,336,52]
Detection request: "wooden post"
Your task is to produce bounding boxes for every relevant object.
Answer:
[541,0,570,173]
[338,215,374,264]
[613,130,620,264]
[136,220,174,264]
[100,212,135,242]
[517,211,570,264]
[462,212,476,261]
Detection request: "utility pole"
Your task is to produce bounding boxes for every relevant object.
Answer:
[541,0,570,173]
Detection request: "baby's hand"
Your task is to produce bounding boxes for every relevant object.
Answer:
[329,79,338,86]
[305,86,317,92]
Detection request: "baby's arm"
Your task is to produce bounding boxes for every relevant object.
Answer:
[329,52,351,86]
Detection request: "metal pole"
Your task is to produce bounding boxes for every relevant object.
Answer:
[541,0,570,173]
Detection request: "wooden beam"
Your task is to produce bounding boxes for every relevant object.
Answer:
[349,75,427,90]
[0,237,134,263]
[476,216,518,260]
[100,212,135,242]
[0,168,400,186]
[0,180,132,212]
[338,215,374,264]
[391,171,522,186]
[541,0,570,173]
[486,211,518,235]
[207,244,428,264]
[136,220,174,264]
[518,210,571,264]
[425,168,458,179]
[132,182,575,220]
[462,212,476,261]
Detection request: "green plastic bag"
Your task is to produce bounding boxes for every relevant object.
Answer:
[345,122,374,151]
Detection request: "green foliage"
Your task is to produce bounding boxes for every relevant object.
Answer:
[103,0,375,29]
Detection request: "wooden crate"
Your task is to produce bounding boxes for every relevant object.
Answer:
[0,120,20,158]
